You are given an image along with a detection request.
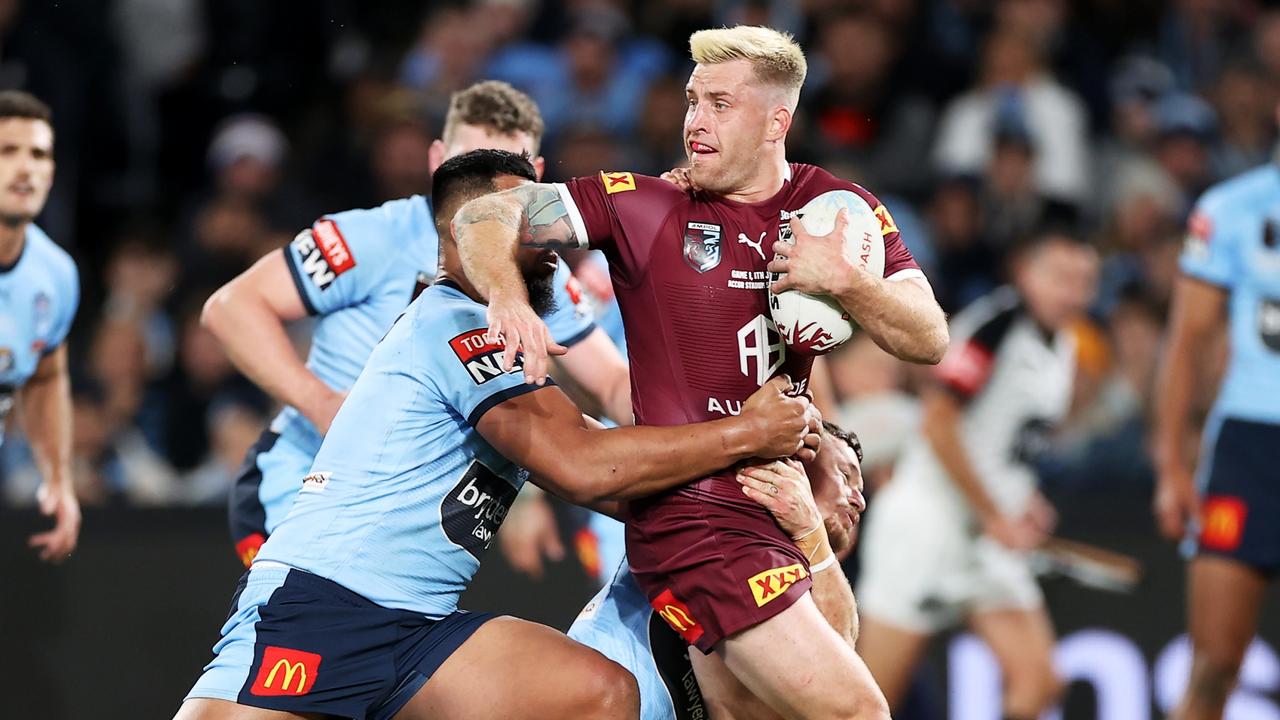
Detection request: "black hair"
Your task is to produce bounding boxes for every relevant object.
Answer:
[0,90,51,123]
[821,421,863,464]
[431,148,537,238]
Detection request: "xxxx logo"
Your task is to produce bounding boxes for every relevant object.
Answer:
[747,563,809,607]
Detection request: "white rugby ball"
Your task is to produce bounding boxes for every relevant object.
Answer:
[769,190,885,355]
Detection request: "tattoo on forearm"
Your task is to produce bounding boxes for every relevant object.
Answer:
[521,185,579,249]
[454,184,581,250]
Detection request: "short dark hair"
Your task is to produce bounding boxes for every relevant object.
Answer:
[0,91,52,124]
[822,421,863,464]
[431,148,537,237]
[442,81,544,152]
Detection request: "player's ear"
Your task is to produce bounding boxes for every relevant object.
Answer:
[768,105,792,143]
[532,155,546,181]
[428,139,447,175]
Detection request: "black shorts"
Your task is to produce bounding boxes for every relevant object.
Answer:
[1196,418,1280,576]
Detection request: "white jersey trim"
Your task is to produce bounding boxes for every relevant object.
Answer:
[554,183,591,249]
[886,268,926,283]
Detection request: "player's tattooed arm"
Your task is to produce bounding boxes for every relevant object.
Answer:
[453,183,580,250]
[453,183,581,383]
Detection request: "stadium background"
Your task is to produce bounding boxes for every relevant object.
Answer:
[0,0,1277,717]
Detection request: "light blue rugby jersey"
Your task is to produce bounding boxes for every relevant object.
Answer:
[570,558,685,720]
[0,224,78,442]
[256,281,544,617]
[1182,163,1280,426]
[276,194,596,456]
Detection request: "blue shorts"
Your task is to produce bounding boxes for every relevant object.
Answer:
[1195,418,1280,576]
[227,430,314,566]
[186,565,494,719]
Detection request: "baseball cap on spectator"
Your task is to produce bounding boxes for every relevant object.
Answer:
[1153,93,1217,142]
[1110,55,1175,107]
[206,114,288,172]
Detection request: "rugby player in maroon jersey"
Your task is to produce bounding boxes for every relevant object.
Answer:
[452,26,948,719]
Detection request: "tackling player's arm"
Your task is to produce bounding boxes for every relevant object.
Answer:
[555,328,633,426]
[453,183,584,383]
[201,249,346,434]
[769,207,948,365]
[19,344,80,562]
[1153,276,1226,540]
[477,375,818,507]
[737,460,858,646]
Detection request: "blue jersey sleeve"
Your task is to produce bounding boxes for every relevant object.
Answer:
[418,300,550,427]
[543,259,597,348]
[283,209,398,316]
[48,255,79,352]
[1180,191,1237,288]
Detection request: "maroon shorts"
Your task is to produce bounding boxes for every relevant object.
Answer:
[625,472,812,654]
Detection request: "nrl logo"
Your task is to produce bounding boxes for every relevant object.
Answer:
[683,221,722,273]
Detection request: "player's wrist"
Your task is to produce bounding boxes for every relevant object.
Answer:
[798,525,835,573]
[722,414,762,460]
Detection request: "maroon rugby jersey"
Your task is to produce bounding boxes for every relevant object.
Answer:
[555,163,921,438]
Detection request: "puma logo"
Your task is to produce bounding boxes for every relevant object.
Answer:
[738,231,766,260]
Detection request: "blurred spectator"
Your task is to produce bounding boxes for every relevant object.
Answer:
[925,175,1000,313]
[1209,60,1275,179]
[623,74,688,176]
[1094,55,1177,211]
[400,5,496,120]
[488,6,670,141]
[549,125,628,182]
[934,30,1090,204]
[1150,92,1218,213]
[160,293,267,471]
[992,0,1110,130]
[102,227,179,376]
[179,399,268,505]
[805,10,935,199]
[1158,0,1242,92]
[368,118,434,205]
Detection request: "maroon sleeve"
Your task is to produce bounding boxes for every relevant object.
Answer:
[558,172,685,285]
[848,184,922,280]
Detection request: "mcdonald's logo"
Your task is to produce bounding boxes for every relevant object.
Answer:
[235,533,266,568]
[1200,496,1247,552]
[250,646,322,697]
[651,588,703,644]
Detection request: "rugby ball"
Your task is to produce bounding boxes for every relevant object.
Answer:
[769,190,885,355]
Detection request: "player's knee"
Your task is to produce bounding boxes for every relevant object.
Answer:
[572,655,639,719]
[1187,653,1241,705]
[822,686,891,720]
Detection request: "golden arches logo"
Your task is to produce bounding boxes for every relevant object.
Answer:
[1201,497,1246,551]
[658,604,696,633]
[250,646,321,697]
[264,659,308,694]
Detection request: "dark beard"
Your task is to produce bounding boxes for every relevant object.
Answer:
[0,212,33,228]
[525,272,557,317]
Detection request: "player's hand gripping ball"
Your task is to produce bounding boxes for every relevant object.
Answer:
[768,190,885,355]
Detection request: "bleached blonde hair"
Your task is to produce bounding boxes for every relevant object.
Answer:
[689,26,807,109]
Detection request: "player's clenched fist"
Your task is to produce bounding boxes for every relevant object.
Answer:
[739,375,820,459]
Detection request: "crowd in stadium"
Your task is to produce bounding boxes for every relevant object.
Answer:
[0,0,1263,511]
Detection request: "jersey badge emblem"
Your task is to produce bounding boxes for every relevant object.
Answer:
[683,221,723,273]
